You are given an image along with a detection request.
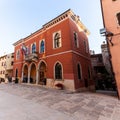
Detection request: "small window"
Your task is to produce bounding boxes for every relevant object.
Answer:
[1,62,4,66]
[116,12,120,25]
[74,32,79,48]
[32,43,36,53]
[55,62,62,80]
[84,41,89,53]
[40,40,45,53]
[71,15,75,21]
[4,62,6,67]
[77,63,82,80]
[53,31,61,48]
[11,61,14,65]
[11,55,14,58]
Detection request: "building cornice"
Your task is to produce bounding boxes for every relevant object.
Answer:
[0,55,7,59]
[13,9,90,46]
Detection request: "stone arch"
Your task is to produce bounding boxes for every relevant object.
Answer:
[22,63,28,83]
[54,61,63,80]
[38,60,47,85]
[29,62,37,84]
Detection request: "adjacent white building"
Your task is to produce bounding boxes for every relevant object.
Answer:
[0,53,14,83]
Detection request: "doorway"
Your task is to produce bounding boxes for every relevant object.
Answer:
[30,63,36,84]
[38,61,47,85]
[23,65,28,83]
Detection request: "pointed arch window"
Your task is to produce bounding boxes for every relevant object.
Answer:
[32,43,36,53]
[55,62,62,80]
[40,40,45,53]
[77,63,82,80]
[53,31,61,48]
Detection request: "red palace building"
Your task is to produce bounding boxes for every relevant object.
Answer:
[13,9,94,91]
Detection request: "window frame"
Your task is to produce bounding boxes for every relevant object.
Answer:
[54,62,63,80]
[73,31,79,48]
[53,31,62,49]
[77,63,82,80]
[31,43,36,53]
[39,39,45,53]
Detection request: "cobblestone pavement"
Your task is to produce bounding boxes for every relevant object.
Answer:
[0,83,120,120]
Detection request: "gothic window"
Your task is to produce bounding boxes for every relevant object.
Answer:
[40,40,45,53]
[32,43,36,53]
[74,32,79,48]
[77,63,82,80]
[55,62,62,80]
[53,31,61,48]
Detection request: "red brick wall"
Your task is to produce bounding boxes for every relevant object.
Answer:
[13,17,93,90]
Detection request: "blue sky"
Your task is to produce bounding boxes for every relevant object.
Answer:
[0,0,104,56]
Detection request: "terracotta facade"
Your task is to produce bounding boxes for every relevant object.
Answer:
[101,0,120,97]
[13,9,94,91]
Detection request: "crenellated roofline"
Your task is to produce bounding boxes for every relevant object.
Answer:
[43,9,71,29]
[13,9,90,46]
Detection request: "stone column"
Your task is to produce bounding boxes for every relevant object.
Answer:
[28,68,30,83]
[36,69,39,84]
[21,70,24,83]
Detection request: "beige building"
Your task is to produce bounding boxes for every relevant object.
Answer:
[101,42,112,76]
[0,55,6,82]
[5,53,14,82]
[0,53,14,82]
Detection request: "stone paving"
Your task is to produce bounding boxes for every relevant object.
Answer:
[0,83,120,120]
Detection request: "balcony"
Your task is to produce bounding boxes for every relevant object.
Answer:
[25,52,38,62]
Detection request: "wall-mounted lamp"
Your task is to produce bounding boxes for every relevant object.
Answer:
[100,28,114,46]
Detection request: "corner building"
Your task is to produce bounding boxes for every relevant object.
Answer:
[13,9,94,91]
[100,0,120,98]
